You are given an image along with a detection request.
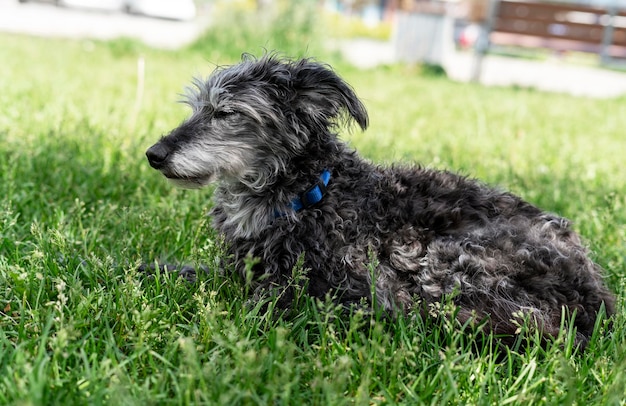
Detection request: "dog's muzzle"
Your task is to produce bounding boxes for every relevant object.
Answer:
[146,143,171,170]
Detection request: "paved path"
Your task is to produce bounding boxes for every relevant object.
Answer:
[446,51,626,99]
[339,39,626,98]
[0,0,210,48]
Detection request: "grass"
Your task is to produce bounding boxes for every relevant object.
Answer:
[1,8,626,404]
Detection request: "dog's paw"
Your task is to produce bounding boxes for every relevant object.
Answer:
[138,262,208,283]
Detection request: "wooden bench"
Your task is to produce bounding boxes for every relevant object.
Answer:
[473,0,626,80]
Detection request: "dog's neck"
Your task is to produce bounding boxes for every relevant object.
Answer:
[213,168,332,239]
[212,142,347,239]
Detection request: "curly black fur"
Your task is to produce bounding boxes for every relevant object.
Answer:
[146,54,615,348]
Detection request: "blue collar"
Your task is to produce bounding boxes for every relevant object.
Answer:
[275,169,331,217]
[290,169,331,211]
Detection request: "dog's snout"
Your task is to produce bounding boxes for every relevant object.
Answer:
[146,143,171,169]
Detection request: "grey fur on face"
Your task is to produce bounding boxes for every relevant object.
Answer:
[146,54,615,349]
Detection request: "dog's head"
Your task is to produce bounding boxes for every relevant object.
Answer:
[145,54,368,189]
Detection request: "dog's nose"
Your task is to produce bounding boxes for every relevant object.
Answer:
[146,143,170,169]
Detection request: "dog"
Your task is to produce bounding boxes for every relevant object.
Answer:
[146,54,615,348]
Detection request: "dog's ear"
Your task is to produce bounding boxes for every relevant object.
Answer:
[291,60,368,131]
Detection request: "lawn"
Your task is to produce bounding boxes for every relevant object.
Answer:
[1,8,625,405]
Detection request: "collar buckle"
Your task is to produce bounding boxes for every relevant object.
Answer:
[275,169,332,217]
[300,177,329,209]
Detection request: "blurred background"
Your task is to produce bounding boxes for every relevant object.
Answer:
[2,0,626,97]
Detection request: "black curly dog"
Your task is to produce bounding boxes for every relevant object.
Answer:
[146,54,615,348]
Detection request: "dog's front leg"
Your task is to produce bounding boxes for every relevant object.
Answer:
[138,262,208,283]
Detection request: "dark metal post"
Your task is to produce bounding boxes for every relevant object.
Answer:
[471,0,499,83]
[600,6,617,65]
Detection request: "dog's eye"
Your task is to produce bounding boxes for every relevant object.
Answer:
[213,110,234,120]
